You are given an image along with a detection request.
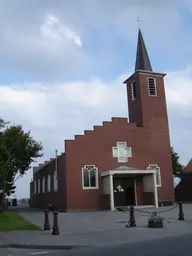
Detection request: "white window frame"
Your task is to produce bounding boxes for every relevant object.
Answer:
[147,77,157,97]
[42,177,45,193]
[47,174,51,193]
[82,165,99,190]
[112,142,132,163]
[53,170,58,192]
[38,179,40,194]
[131,80,136,101]
[147,164,161,187]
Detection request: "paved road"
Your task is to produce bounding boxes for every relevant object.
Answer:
[0,248,64,256]
[57,233,192,256]
[1,233,192,256]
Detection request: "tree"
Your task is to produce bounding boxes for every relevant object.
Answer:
[0,118,43,210]
[171,146,184,178]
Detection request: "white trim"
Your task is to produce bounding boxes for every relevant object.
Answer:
[82,165,99,190]
[123,70,166,84]
[101,169,156,177]
[147,164,161,187]
[131,80,136,101]
[109,174,115,211]
[134,178,137,206]
[147,77,157,97]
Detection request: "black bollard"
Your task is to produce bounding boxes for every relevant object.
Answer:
[126,206,136,227]
[52,211,60,235]
[178,202,184,220]
[43,209,50,230]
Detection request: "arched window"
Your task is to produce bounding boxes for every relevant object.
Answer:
[147,164,161,187]
[53,170,58,192]
[82,165,99,190]
[47,174,51,193]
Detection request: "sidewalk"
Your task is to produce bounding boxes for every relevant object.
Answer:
[1,205,192,250]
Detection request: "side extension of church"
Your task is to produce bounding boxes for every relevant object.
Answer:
[30,29,175,211]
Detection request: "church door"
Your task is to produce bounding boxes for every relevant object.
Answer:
[114,178,135,206]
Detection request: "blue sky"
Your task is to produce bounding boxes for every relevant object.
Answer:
[0,0,191,197]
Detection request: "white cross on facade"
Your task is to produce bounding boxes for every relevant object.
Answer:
[116,185,124,192]
[112,142,132,163]
[116,185,122,192]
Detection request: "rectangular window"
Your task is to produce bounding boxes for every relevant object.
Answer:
[131,80,136,100]
[54,170,58,192]
[42,177,45,193]
[47,175,51,193]
[38,179,40,194]
[148,77,157,96]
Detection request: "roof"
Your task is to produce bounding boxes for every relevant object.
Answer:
[115,166,137,171]
[135,28,153,72]
[184,158,192,173]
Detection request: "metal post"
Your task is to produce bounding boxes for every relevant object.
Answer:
[52,211,60,235]
[178,202,184,220]
[126,206,136,227]
[43,209,50,231]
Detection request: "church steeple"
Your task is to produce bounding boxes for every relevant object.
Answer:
[135,29,153,72]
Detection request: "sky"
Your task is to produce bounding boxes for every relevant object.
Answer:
[0,0,191,198]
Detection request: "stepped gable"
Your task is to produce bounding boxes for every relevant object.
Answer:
[184,158,192,173]
[93,125,102,130]
[74,135,84,140]
[67,116,141,145]
[84,130,94,135]
[33,153,64,174]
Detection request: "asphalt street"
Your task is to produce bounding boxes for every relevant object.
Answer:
[1,233,192,256]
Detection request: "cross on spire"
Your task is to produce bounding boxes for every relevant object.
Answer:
[136,17,141,28]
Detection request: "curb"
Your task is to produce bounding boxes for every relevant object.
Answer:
[0,243,89,250]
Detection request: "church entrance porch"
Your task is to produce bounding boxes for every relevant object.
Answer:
[101,166,158,211]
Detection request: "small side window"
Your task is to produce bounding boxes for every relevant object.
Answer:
[148,78,157,96]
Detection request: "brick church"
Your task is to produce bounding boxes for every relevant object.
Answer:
[30,29,174,211]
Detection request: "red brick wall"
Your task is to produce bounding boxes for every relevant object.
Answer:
[127,72,174,202]
[64,71,174,210]
[65,121,174,210]
[30,153,67,211]
[143,192,154,205]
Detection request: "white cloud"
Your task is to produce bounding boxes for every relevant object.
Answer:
[165,67,192,109]
[0,67,192,198]
[40,14,82,49]
[0,0,189,82]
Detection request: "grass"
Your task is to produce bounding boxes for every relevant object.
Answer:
[183,201,192,204]
[0,211,41,231]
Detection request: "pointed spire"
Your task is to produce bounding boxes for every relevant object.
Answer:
[135,29,153,72]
